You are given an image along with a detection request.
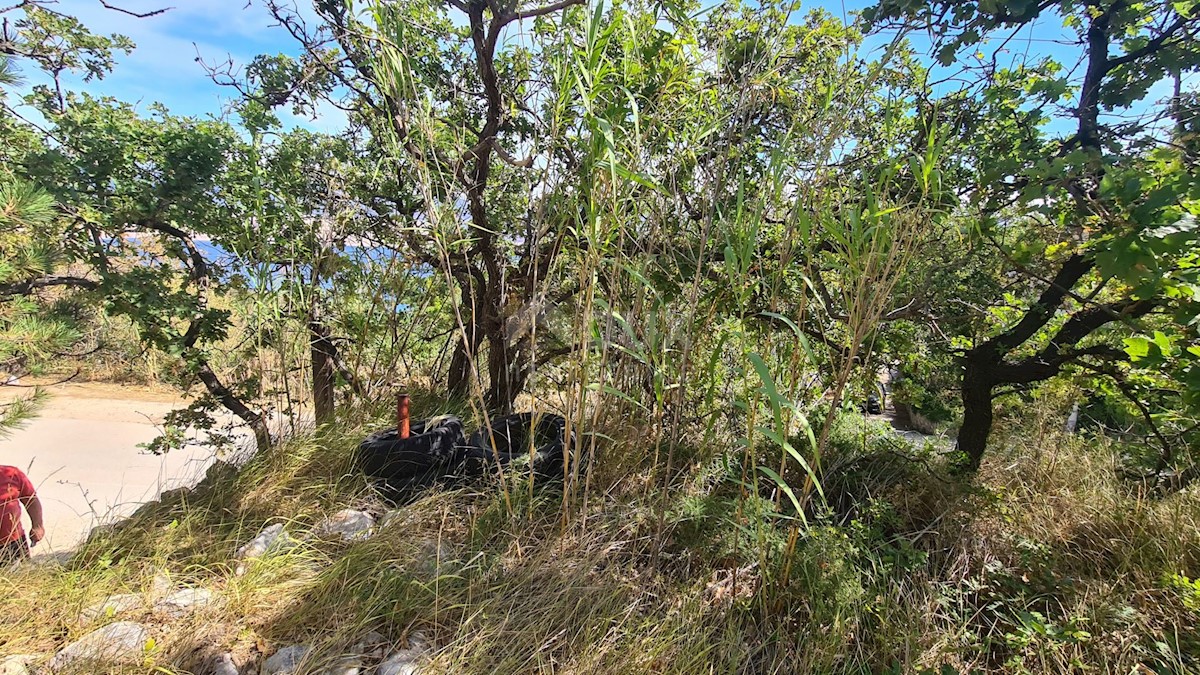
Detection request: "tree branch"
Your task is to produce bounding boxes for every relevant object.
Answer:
[134,218,272,451]
[97,1,171,18]
[503,0,584,23]
[988,253,1094,353]
[0,275,97,297]
[1104,14,1192,73]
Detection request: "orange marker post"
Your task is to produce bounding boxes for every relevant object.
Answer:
[397,393,411,440]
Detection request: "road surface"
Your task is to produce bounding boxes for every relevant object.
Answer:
[1,381,240,556]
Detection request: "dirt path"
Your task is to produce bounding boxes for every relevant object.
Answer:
[1,380,244,556]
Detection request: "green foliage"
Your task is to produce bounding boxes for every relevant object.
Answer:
[0,387,48,438]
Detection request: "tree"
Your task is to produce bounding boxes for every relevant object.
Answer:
[248,0,739,412]
[0,2,135,434]
[866,0,1200,470]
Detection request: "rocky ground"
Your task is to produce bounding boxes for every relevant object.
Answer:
[2,508,430,674]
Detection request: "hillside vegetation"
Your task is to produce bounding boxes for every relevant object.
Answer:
[3,391,1200,673]
[1,0,1198,672]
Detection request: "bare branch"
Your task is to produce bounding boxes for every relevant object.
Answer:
[97,1,171,18]
[504,0,584,23]
[495,142,534,168]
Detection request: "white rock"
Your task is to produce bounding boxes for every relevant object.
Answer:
[80,593,144,621]
[376,649,425,675]
[263,645,310,674]
[407,631,430,651]
[235,523,299,575]
[378,510,406,529]
[377,634,430,675]
[49,622,149,671]
[351,630,389,660]
[154,587,215,616]
[313,509,375,541]
[207,653,238,675]
[320,657,361,675]
[0,655,37,675]
[149,569,173,599]
[237,523,298,559]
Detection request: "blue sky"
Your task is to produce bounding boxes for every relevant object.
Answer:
[20,0,1179,134]
[20,0,346,131]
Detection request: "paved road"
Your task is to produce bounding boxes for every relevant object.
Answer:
[1,382,238,555]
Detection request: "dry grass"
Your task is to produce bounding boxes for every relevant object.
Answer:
[1,403,1198,674]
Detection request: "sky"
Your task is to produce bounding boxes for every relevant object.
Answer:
[16,0,347,131]
[11,0,1182,135]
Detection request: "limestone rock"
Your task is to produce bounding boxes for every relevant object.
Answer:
[376,650,425,675]
[351,630,389,661]
[207,653,239,675]
[235,523,298,575]
[149,569,174,599]
[378,509,406,529]
[0,655,38,675]
[154,587,215,617]
[204,460,238,485]
[377,633,430,675]
[313,509,375,541]
[237,523,297,559]
[413,539,453,575]
[49,621,149,671]
[320,657,361,675]
[80,593,144,621]
[263,645,310,674]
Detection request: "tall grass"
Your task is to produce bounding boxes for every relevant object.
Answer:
[3,393,1198,673]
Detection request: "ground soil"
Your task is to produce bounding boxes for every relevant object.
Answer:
[1,378,241,555]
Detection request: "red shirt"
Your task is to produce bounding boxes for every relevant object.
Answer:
[0,466,35,543]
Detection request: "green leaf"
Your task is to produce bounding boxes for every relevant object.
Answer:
[1124,337,1151,360]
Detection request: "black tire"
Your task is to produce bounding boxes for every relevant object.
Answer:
[866,394,882,415]
[356,415,466,493]
[462,413,576,478]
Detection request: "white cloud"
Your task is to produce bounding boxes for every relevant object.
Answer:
[15,0,339,130]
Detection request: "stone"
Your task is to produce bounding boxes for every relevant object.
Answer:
[320,657,361,675]
[237,523,298,559]
[413,539,453,575]
[207,653,239,675]
[235,523,298,575]
[80,593,144,621]
[377,633,430,675]
[378,509,406,529]
[204,460,238,485]
[313,509,375,541]
[0,655,38,675]
[49,621,149,671]
[351,630,388,660]
[263,645,310,674]
[407,631,430,651]
[149,569,174,599]
[154,587,215,617]
[376,649,425,675]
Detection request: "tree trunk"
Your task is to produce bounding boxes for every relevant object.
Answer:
[446,337,472,400]
[484,333,532,414]
[485,334,513,413]
[957,352,995,471]
[309,318,337,425]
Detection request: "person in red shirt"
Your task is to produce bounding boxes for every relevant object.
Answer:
[1,465,44,564]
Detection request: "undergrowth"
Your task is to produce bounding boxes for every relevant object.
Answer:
[2,399,1198,674]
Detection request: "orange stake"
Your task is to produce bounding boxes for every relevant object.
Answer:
[397,393,411,440]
